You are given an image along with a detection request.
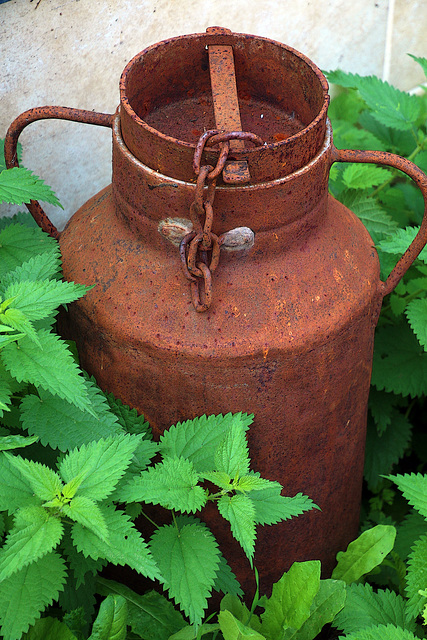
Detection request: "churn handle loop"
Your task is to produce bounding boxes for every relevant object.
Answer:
[331,146,427,297]
[4,106,114,239]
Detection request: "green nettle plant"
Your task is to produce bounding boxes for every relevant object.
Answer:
[1,53,427,640]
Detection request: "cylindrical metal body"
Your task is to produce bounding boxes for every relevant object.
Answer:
[6,29,427,597]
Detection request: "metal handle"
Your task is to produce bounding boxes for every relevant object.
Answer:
[4,106,114,238]
[331,146,427,297]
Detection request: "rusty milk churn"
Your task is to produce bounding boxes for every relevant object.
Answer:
[5,27,427,594]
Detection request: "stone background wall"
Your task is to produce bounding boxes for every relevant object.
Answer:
[1,0,426,228]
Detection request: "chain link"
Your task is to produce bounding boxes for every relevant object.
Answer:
[180,129,262,312]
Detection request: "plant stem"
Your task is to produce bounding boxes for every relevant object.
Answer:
[140,510,160,529]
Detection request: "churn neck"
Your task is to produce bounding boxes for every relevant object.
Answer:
[119,27,330,184]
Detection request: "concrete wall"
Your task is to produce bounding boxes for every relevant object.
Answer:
[1,0,426,228]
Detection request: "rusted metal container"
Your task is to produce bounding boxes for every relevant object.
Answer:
[5,27,427,596]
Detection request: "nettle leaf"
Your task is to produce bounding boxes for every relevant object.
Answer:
[295,579,346,640]
[0,167,62,207]
[62,496,109,541]
[333,582,415,634]
[378,226,427,263]
[214,420,250,477]
[342,164,391,190]
[364,410,412,490]
[22,616,78,640]
[159,413,253,473]
[71,504,159,581]
[249,488,317,526]
[117,457,207,514]
[104,392,152,438]
[406,297,427,350]
[339,191,397,244]
[2,329,93,413]
[394,510,427,561]
[88,594,127,640]
[0,551,67,640]
[97,577,187,640]
[217,494,256,564]
[214,554,243,598]
[0,252,62,291]
[408,54,427,80]
[331,525,396,584]
[0,505,63,581]
[406,535,427,619]
[339,623,419,640]
[5,452,62,501]
[388,472,427,519]
[0,223,59,278]
[236,475,274,493]
[371,320,427,397]
[0,307,40,346]
[326,71,420,130]
[61,532,107,589]
[260,560,321,636]
[0,434,39,451]
[20,380,122,452]
[59,433,142,501]
[150,516,221,625]
[2,279,91,322]
[0,452,42,513]
[368,389,395,436]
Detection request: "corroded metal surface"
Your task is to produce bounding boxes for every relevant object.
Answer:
[6,28,427,599]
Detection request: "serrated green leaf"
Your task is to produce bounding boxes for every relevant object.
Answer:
[0,551,67,640]
[331,525,396,584]
[159,413,253,473]
[202,470,232,489]
[333,582,415,634]
[0,252,62,291]
[406,297,427,350]
[59,571,97,625]
[3,279,91,322]
[218,494,256,564]
[61,531,107,589]
[117,456,207,513]
[0,505,63,581]
[62,496,109,541]
[339,190,398,244]
[326,71,421,130]
[59,433,142,501]
[214,554,243,597]
[2,329,93,412]
[150,517,221,625]
[0,223,59,278]
[236,475,275,493]
[0,307,40,346]
[364,410,412,490]
[371,320,427,397]
[97,578,187,640]
[5,452,63,501]
[214,421,250,477]
[378,226,427,263]
[71,504,159,581]
[0,167,62,207]
[88,594,127,640]
[294,579,346,640]
[261,561,321,636]
[20,381,121,452]
[388,472,427,519]
[338,623,419,640]
[368,390,394,436]
[104,392,152,438]
[394,510,427,561]
[0,434,38,451]
[408,54,427,80]
[22,616,78,640]
[249,488,317,526]
[219,610,266,640]
[342,164,391,190]
[0,451,40,513]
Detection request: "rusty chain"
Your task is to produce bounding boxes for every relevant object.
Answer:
[180,129,263,312]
